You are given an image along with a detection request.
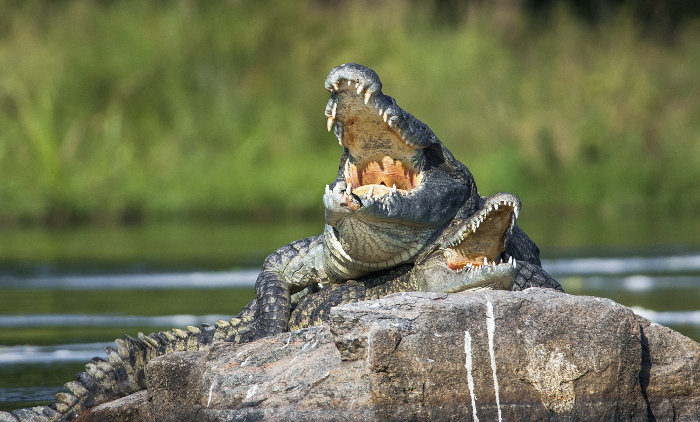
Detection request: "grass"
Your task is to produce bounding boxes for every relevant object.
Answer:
[0,1,698,225]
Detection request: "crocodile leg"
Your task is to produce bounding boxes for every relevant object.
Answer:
[253,235,327,338]
[511,261,563,291]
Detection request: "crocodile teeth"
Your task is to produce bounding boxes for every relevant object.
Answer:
[364,90,372,104]
[356,84,364,95]
[347,80,351,87]
[383,110,389,122]
[331,102,337,118]
[367,185,374,198]
[494,203,499,210]
[378,108,383,116]
[327,116,334,132]
[391,184,397,193]
[346,183,352,196]
[483,257,488,266]
[325,184,330,195]
[333,82,339,90]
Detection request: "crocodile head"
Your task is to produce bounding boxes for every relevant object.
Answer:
[412,193,521,292]
[322,64,475,280]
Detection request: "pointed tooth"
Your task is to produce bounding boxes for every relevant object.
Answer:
[333,82,339,90]
[494,203,499,210]
[367,185,374,197]
[325,184,330,195]
[378,108,383,116]
[364,90,371,104]
[383,110,389,122]
[331,102,337,118]
[483,257,488,266]
[515,208,519,218]
[347,80,351,87]
[346,184,352,195]
[356,84,364,95]
[391,184,397,193]
[327,116,334,132]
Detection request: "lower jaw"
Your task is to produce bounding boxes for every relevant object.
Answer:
[445,266,515,292]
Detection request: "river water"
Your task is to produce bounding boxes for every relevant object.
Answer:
[0,221,698,411]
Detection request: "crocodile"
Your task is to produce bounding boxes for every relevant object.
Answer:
[1,192,562,422]
[255,63,547,337]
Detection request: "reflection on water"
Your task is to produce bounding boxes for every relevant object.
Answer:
[0,253,698,411]
[0,270,259,290]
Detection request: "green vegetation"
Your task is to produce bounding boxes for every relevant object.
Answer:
[0,1,698,225]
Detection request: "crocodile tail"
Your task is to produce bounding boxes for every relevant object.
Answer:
[1,303,258,422]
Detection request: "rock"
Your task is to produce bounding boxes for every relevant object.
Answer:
[637,317,700,420]
[83,289,700,421]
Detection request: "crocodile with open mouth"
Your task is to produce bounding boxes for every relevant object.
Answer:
[254,63,554,337]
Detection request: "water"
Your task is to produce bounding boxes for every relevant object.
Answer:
[0,221,698,412]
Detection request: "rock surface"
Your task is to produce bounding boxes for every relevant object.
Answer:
[80,289,699,421]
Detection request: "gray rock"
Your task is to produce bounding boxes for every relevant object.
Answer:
[83,289,700,421]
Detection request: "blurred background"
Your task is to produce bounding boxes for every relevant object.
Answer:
[0,0,698,411]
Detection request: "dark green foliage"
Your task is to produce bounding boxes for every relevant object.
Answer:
[0,1,697,225]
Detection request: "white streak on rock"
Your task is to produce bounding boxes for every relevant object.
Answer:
[245,384,258,400]
[207,382,215,408]
[206,371,217,408]
[464,330,479,422]
[486,301,502,422]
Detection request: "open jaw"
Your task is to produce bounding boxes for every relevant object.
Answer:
[324,63,438,201]
[444,193,520,273]
[413,193,521,293]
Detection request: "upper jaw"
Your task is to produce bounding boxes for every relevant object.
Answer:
[324,63,439,203]
[324,63,438,151]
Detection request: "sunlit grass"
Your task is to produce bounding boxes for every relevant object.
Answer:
[0,1,697,225]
